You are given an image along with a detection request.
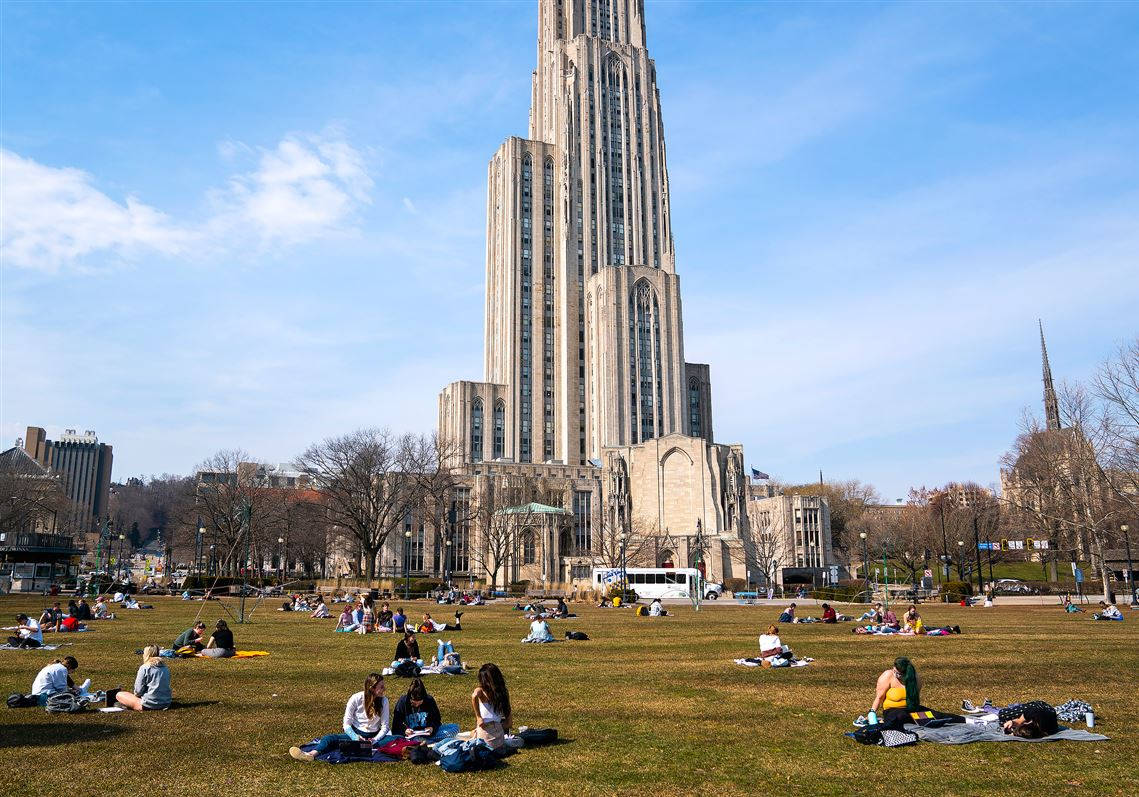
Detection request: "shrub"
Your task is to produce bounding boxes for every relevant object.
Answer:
[509,580,531,594]
[408,579,443,596]
[812,583,865,603]
[724,577,747,593]
[941,580,974,601]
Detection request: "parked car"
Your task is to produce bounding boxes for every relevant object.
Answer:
[703,582,724,600]
[991,578,1034,594]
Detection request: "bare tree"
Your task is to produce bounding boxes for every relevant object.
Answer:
[775,478,882,552]
[472,473,563,586]
[295,429,418,581]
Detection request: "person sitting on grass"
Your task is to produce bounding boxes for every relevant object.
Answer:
[758,624,794,663]
[311,596,329,619]
[902,605,924,634]
[522,616,554,643]
[357,597,375,634]
[200,619,236,658]
[882,608,900,630]
[460,663,512,751]
[649,598,667,617]
[112,645,172,711]
[1093,600,1124,621]
[821,603,838,623]
[394,630,421,663]
[31,656,79,703]
[392,677,443,739]
[289,673,390,762]
[38,605,59,633]
[862,656,963,729]
[552,597,570,618]
[8,613,43,648]
[172,621,207,652]
[93,597,114,619]
[335,605,358,632]
[392,606,407,633]
[75,599,93,621]
[777,603,797,623]
[376,602,394,631]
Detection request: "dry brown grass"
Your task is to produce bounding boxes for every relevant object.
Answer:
[0,595,1135,796]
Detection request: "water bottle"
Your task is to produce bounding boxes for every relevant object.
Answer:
[868,710,878,726]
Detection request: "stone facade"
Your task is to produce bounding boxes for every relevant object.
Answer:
[425,1,832,587]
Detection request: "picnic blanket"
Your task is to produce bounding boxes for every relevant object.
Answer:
[299,724,461,764]
[193,650,270,658]
[734,657,813,668]
[382,664,468,676]
[907,723,1109,744]
[0,643,67,651]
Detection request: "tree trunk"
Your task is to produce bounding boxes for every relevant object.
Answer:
[1091,533,1112,602]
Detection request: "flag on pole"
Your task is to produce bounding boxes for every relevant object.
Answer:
[751,468,769,480]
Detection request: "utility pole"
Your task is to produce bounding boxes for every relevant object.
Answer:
[238,500,253,623]
[972,513,985,597]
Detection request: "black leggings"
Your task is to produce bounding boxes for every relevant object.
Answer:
[7,636,41,648]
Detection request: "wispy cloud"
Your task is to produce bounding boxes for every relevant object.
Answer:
[1,129,373,271]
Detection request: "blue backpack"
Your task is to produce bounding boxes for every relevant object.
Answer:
[438,739,498,773]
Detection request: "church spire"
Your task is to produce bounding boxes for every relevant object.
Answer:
[1039,319,1061,431]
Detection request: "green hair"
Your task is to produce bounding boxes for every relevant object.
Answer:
[894,656,920,710]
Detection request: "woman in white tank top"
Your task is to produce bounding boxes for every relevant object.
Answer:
[469,662,511,750]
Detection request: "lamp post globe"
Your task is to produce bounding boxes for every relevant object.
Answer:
[404,530,413,600]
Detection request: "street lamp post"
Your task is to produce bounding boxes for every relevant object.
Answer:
[956,540,965,582]
[860,532,869,602]
[972,514,985,597]
[1122,524,1135,606]
[118,533,126,583]
[618,532,628,595]
[278,537,285,585]
[209,544,216,578]
[196,523,205,577]
[404,530,412,599]
[444,539,453,591]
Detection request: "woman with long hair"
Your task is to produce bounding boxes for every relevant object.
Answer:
[201,619,236,657]
[113,646,172,711]
[31,656,79,702]
[469,663,512,750]
[392,677,443,738]
[866,656,962,729]
[289,673,389,762]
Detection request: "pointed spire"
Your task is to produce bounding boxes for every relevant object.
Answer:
[1039,319,1061,431]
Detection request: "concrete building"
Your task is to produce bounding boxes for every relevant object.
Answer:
[422,1,831,589]
[746,490,834,586]
[0,446,84,592]
[23,426,113,548]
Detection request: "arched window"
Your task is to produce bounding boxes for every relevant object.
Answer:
[628,280,661,443]
[522,529,536,565]
[470,398,483,462]
[493,400,505,459]
[688,377,702,439]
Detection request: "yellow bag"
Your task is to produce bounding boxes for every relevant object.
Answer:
[635,605,648,617]
[612,596,622,608]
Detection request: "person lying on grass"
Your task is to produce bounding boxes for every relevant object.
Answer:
[289,672,390,762]
[172,621,206,652]
[392,677,442,739]
[418,611,463,632]
[113,645,172,711]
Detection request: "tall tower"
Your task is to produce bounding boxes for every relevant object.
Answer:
[441,0,714,467]
[1038,320,1061,431]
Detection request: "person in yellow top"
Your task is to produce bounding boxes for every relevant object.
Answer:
[872,656,920,714]
[902,605,924,634]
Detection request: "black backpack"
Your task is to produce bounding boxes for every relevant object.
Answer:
[564,631,589,641]
[519,727,558,745]
[7,693,38,709]
[45,692,88,714]
[393,659,421,678]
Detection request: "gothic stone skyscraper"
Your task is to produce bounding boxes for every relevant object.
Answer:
[435,0,786,587]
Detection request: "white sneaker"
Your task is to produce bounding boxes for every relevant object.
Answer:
[853,715,868,728]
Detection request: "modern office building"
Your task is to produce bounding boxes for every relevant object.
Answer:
[24,426,113,547]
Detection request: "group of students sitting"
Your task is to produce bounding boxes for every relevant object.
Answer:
[280,594,327,616]
[851,604,961,636]
[23,649,173,711]
[334,597,464,635]
[513,597,571,619]
[776,602,849,624]
[5,596,131,647]
[170,619,237,657]
[858,656,1061,738]
[288,662,513,762]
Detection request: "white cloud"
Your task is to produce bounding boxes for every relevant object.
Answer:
[0,130,373,271]
[0,149,193,272]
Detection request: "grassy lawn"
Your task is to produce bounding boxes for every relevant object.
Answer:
[0,595,1135,796]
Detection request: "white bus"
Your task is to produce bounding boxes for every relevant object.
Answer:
[592,567,723,600]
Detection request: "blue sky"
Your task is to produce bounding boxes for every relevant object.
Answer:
[2,0,1137,500]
